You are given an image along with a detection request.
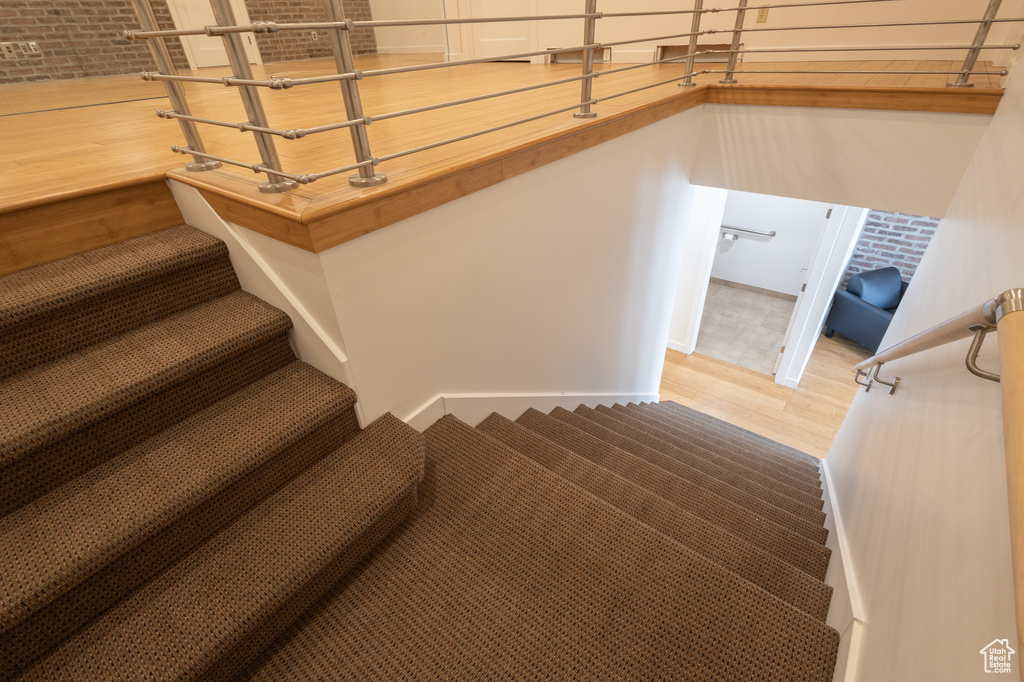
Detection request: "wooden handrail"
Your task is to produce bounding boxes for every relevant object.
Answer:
[851,289,1024,669]
[999,301,1024,679]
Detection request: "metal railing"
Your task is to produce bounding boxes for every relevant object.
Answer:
[721,225,777,238]
[125,0,1023,193]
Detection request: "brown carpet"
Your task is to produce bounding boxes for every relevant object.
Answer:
[240,416,838,681]
[1,225,840,680]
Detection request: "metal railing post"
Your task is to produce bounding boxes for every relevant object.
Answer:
[680,0,704,87]
[128,0,220,172]
[574,0,599,119]
[209,0,296,192]
[720,0,749,83]
[950,0,1003,87]
[323,0,387,187]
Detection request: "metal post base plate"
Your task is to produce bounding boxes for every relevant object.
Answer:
[679,82,697,88]
[573,111,598,119]
[719,78,738,84]
[947,82,976,88]
[185,160,223,172]
[349,172,388,188]
[258,179,299,193]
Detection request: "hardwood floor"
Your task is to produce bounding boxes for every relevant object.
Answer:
[0,56,1002,214]
[659,333,872,459]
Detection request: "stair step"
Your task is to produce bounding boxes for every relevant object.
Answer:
[615,404,824,497]
[240,415,838,681]
[658,400,823,466]
[516,409,830,578]
[17,414,425,682]
[581,404,826,522]
[0,361,358,680]
[549,407,827,544]
[0,225,238,381]
[0,290,294,514]
[650,401,822,476]
[477,413,833,620]
[596,404,824,510]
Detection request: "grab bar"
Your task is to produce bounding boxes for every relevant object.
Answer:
[720,225,777,238]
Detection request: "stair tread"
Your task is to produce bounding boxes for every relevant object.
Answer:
[642,403,822,483]
[0,361,355,638]
[597,404,825,511]
[621,404,824,496]
[550,407,827,544]
[241,415,838,681]
[582,404,827,523]
[647,401,823,475]
[18,415,424,682]
[477,413,833,621]
[517,409,830,578]
[0,225,238,380]
[0,289,291,466]
[660,400,822,465]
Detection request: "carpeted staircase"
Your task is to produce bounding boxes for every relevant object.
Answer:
[0,225,840,680]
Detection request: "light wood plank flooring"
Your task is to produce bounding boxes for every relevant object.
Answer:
[0,56,1003,215]
[659,333,872,459]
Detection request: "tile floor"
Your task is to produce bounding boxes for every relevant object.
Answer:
[695,280,797,375]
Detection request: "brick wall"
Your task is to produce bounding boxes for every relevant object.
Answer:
[0,0,376,85]
[0,1,189,84]
[840,210,939,288]
[246,0,376,63]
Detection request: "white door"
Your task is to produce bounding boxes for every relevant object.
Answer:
[167,0,262,70]
[466,0,536,60]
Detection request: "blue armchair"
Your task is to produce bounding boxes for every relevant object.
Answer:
[824,267,909,353]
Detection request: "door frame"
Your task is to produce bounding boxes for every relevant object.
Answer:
[774,205,868,388]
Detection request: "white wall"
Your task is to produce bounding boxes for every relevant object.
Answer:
[316,107,704,425]
[712,190,832,296]
[824,68,1024,680]
[369,0,447,55]
[667,185,727,355]
[692,104,990,218]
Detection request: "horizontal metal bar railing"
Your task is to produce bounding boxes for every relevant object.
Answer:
[722,44,1020,54]
[170,144,377,183]
[702,68,1010,77]
[376,101,591,163]
[126,13,1024,41]
[732,17,1024,34]
[137,0,1020,192]
[370,73,596,122]
[157,109,364,138]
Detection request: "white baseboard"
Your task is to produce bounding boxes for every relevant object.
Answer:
[666,339,694,355]
[401,391,661,431]
[821,459,866,682]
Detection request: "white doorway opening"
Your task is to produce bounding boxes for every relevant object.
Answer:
[668,186,867,388]
[166,0,262,70]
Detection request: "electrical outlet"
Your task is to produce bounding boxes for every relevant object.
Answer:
[311,31,319,40]
[28,41,40,54]
[0,43,16,59]
[757,6,769,23]
[17,42,30,55]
